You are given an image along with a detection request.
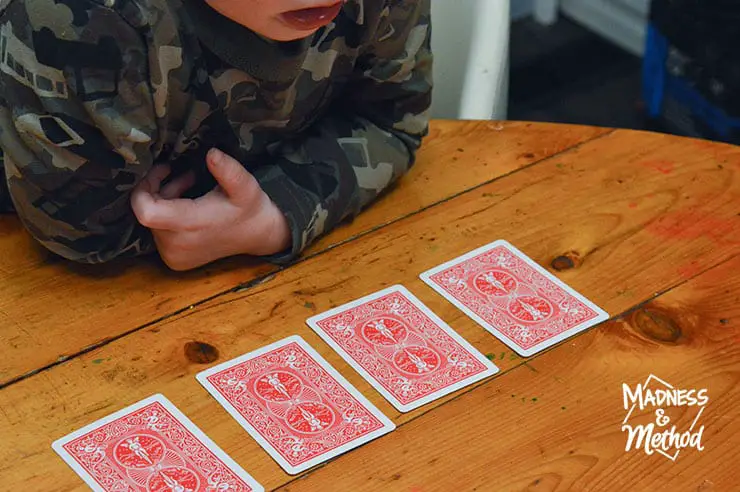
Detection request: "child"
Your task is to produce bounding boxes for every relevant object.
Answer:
[0,0,432,270]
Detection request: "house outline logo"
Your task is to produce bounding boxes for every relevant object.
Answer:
[621,374,708,461]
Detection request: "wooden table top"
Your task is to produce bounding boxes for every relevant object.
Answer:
[0,121,737,491]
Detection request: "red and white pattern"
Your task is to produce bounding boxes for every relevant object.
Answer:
[422,241,608,356]
[53,395,261,492]
[198,337,394,474]
[308,286,497,412]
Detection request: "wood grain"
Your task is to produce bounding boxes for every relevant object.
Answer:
[0,128,737,490]
[0,121,608,386]
[281,255,740,492]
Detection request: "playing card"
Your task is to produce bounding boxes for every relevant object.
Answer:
[307,285,499,412]
[52,394,264,492]
[420,240,609,357]
[196,336,395,475]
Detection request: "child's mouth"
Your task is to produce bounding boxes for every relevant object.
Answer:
[280,2,343,31]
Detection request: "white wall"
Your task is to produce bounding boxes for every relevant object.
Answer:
[430,1,477,118]
[430,0,510,119]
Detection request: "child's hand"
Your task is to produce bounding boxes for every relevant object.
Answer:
[131,149,291,271]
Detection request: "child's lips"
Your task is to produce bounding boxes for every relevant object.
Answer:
[280,2,343,31]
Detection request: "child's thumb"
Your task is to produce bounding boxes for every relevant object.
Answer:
[206,148,256,201]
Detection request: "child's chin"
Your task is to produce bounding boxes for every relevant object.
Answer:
[261,25,319,42]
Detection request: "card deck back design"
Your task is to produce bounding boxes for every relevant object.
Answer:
[307,285,498,412]
[52,394,263,492]
[421,240,609,356]
[196,336,395,474]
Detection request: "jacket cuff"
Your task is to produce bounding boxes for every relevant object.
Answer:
[255,169,317,265]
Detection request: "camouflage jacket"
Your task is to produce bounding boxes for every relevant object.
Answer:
[0,0,432,264]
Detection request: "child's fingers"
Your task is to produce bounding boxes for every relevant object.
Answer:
[160,170,197,200]
[131,192,208,231]
[139,164,172,195]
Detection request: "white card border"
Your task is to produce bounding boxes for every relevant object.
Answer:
[196,335,395,475]
[51,393,264,492]
[419,239,610,357]
[307,285,499,412]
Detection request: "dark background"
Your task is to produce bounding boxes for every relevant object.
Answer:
[509,17,645,131]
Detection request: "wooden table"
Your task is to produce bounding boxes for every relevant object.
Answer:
[0,121,737,491]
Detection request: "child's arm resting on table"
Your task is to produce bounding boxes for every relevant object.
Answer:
[0,0,432,267]
[256,0,433,263]
[0,0,158,263]
[128,0,433,270]
[125,0,431,270]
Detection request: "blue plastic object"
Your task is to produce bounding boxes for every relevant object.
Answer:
[642,24,740,139]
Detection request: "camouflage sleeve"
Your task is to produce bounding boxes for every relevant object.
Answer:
[0,0,157,262]
[255,0,432,263]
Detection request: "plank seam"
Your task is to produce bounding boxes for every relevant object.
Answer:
[0,129,616,389]
[274,250,739,491]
